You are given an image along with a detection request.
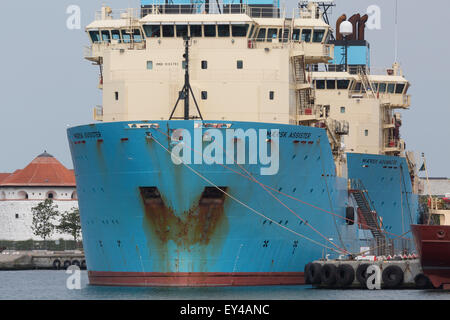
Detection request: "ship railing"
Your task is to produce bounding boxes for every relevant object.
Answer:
[297,104,320,117]
[94,8,140,21]
[429,197,448,211]
[93,106,103,121]
[84,41,146,60]
[83,46,94,59]
[363,238,414,256]
[141,3,283,18]
[384,139,403,150]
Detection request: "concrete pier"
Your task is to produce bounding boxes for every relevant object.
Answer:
[0,250,86,270]
[306,258,433,289]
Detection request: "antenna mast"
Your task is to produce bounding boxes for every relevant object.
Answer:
[394,0,399,62]
[169,37,203,121]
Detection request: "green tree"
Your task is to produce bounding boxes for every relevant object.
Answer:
[57,207,82,243]
[31,199,59,247]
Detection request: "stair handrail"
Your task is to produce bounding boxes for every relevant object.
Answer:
[349,178,385,235]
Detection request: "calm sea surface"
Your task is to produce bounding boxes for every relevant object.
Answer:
[0,270,449,300]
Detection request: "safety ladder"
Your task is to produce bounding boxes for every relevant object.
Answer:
[349,179,387,256]
[358,66,376,99]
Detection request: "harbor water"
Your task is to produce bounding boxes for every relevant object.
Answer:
[1,271,449,300]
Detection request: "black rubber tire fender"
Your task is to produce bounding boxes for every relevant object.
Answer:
[307,263,322,285]
[52,259,61,270]
[382,265,404,289]
[336,264,355,288]
[63,260,72,270]
[414,273,432,289]
[72,260,81,267]
[356,263,371,287]
[320,264,338,286]
[81,260,87,270]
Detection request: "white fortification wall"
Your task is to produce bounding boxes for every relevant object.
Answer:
[0,186,79,241]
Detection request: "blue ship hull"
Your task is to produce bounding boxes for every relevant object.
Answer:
[67,120,417,286]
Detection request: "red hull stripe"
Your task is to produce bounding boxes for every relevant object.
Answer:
[88,271,305,287]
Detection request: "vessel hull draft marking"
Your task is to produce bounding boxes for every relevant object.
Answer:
[411,225,450,288]
[68,120,353,286]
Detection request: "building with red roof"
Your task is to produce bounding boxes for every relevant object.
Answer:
[0,152,79,241]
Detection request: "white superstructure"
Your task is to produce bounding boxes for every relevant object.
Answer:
[83,2,414,176]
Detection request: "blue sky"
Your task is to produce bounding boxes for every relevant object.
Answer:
[0,0,448,177]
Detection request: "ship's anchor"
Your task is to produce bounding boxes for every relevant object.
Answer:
[169,36,203,121]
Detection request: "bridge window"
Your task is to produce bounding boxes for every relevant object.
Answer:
[101,30,111,43]
[201,91,208,100]
[190,25,202,37]
[326,80,336,90]
[89,31,101,43]
[147,61,153,70]
[387,83,395,94]
[237,60,243,69]
[269,91,274,100]
[378,83,387,94]
[337,79,350,89]
[111,30,121,43]
[176,25,188,38]
[341,106,346,113]
[292,29,300,41]
[278,28,290,42]
[301,29,312,42]
[313,29,325,43]
[316,80,325,89]
[218,24,230,37]
[204,24,216,37]
[372,82,379,92]
[143,25,161,38]
[354,82,362,92]
[201,60,208,69]
[395,83,405,94]
[162,25,175,37]
[248,24,255,38]
[266,28,277,42]
[121,30,132,43]
[231,24,248,37]
[133,29,143,42]
[256,28,266,41]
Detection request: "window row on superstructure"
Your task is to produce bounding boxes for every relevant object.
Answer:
[144,23,253,38]
[87,23,329,44]
[89,29,144,44]
[255,27,328,43]
[314,79,409,95]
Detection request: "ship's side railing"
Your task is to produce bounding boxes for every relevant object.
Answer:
[94,8,140,21]
[140,2,282,17]
[139,1,320,18]
[364,238,414,256]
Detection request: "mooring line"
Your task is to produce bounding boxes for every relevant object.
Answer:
[149,134,348,255]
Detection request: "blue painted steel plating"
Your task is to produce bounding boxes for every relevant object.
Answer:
[67,120,417,278]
